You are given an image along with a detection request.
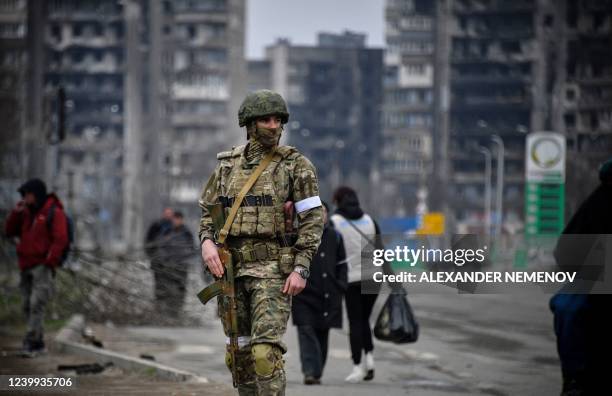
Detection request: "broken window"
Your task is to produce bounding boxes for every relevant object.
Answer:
[501,41,521,54]
[544,14,554,27]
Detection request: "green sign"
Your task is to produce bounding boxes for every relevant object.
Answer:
[525,182,565,236]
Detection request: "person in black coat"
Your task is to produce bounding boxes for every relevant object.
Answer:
[550,157,612,395]
[158,211,195,319]
[292,201,348,385]
[145,208,174,306]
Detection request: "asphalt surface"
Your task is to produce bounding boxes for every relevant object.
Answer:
[107,291,562,396]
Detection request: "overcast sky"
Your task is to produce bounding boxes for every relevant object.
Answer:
[246,0,386,59]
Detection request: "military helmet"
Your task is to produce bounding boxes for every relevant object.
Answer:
[238,89,289,127]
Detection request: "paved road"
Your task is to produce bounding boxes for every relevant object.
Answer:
[114,291,561,395]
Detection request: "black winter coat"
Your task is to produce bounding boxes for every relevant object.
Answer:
[292,224,348,329]
[161,225,196,264]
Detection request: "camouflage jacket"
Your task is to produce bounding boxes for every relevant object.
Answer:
[198,144,324,278]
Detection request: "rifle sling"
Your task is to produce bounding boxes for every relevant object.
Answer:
[217,148,278,245]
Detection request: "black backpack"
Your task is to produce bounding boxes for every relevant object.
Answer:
[46,203,74,267]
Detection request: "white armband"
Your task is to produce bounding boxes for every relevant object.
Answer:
[295,196,322,213]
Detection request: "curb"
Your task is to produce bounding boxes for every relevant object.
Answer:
[54,314,208,383]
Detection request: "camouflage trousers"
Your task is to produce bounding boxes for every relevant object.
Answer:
[19,265,55,343]
[218,276,291,396]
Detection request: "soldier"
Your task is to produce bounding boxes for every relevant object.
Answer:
[198,89,324,395]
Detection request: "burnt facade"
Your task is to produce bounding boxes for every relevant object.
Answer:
[0,0,27,190]
[435,0,612,233]
[381,0,436,217]
[3,0,245,248]
[161,0,246,231]
[265,33,383,207]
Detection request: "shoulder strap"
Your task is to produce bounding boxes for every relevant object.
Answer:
[217,149,278,244]
[340,214,377,248]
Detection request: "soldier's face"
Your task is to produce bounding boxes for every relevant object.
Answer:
[256,116,282,130]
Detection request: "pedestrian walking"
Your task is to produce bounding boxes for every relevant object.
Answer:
[292,201,348,385]
[159,211,195,318]
[4,178,69,354]
[551,157,612,395]
[199,89,324,394]
[144,208,174,313]
[330,186,385,383]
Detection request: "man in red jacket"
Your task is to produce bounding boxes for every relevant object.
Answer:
[4,178,68,354]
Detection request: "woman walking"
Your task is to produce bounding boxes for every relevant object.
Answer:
[331,186,386,383]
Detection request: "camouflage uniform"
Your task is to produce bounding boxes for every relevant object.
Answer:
[199,90,324,395]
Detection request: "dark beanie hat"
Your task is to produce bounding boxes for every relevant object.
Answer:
[18,178,47,204]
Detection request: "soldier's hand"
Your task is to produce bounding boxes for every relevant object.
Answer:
[282,272,306,296]
[202,239,224,278]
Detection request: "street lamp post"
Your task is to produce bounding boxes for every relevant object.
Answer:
[478,146,492,239]
[491,135,505,240]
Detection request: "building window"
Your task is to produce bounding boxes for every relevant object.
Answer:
[72,24,83,37]
[564,113,576,129]
[0,23,25,38]
[404,63,425,75]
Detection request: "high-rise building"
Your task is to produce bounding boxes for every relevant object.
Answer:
[42,0,129,247]
[0,0,28,190]
[163,0,246,230]
[435,0,612,233]
[247,59,271,92]
[381,0,436,217]
[6,0,246,248]
[555,0,612,214]
[264,32,383,207]
[436,0,554,233]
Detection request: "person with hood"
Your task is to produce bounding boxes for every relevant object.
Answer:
[292,201,348,385]
[330,186,386,383]
[550,158,612,395]
[4,178,69,354]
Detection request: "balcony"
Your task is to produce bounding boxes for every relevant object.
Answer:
[452,0,534,14]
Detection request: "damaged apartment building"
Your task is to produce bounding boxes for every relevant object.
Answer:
[0,0,27,194]
[435,0,612,233]
[261,33,383,207]
[380,0,436,218]
[13,0,244,248]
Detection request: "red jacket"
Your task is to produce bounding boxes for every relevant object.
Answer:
[4,194,69,271]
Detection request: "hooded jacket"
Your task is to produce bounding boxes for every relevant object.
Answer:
[4,194,69,270]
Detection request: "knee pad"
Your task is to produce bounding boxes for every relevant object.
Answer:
[251,343,281,377]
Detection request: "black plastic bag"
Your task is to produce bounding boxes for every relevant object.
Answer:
[374,291,419,344]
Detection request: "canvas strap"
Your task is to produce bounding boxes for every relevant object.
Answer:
[217,149,278,244]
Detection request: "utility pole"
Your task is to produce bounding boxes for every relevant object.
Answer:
[478,146,492,241]
[122,0,144,250]
[491,135,505,240]
[26,0,46,178]
[145,0,164,228]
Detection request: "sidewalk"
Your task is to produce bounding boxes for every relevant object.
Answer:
[0,328,234,395]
